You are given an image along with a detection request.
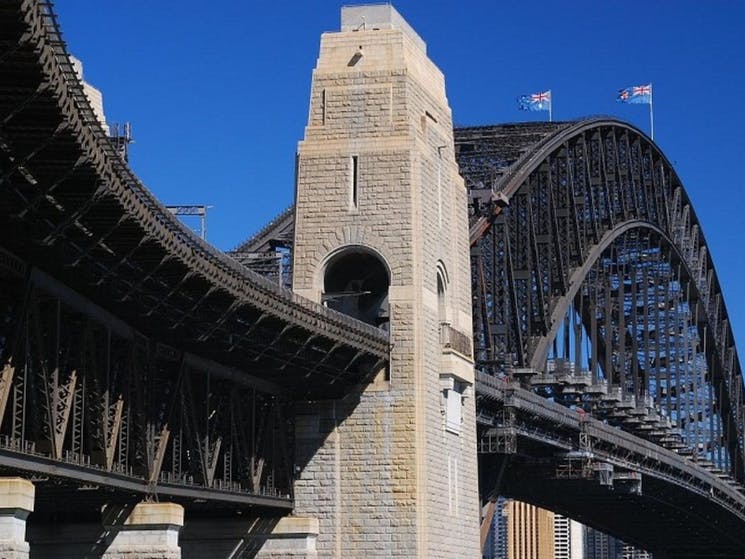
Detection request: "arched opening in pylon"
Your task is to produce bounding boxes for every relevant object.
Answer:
[322,247,390,329]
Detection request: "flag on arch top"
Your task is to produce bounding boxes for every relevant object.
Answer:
[618,83,652,104]
[517,90,551,111]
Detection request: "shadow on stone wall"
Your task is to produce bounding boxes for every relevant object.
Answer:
[180,515,280,558]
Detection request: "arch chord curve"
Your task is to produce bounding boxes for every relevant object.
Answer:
[456,119,745,478]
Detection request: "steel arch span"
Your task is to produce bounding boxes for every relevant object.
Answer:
[457,121,745,556]
[233,119,745,553]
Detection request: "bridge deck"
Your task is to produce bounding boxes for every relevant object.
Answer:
[476,374,745,556]
[0,1,388,401]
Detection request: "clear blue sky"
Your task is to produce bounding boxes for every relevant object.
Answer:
[55,1,745,351]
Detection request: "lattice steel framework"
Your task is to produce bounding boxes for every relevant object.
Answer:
[0,0,389,507]
[0,0,388,403]
[0,263,292,505]
[216,121,745,484]
[456,121,745,481]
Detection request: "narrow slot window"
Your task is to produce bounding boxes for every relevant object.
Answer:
[437,150,443,226]
[350,155,358,209]
[321,89,326,125]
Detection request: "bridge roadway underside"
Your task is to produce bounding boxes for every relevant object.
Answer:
[483,454,744,558]
[0,3,394,548]
[477,379,745,557]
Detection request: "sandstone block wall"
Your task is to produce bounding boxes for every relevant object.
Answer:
[289,6,480,558]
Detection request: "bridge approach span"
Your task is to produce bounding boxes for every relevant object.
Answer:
[0,0,388,515]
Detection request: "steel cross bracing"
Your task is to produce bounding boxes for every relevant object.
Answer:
[243,120,745,553]
[456,122,745,477]
[457,122,745,557]
[0,261,294,509]
[0,1,388,395]
[477,374,745,556]
[0,2,388,400]
[0,0,389,509]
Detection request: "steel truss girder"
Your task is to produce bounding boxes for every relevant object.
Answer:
[0,0,389,407]
[459,122,745,481]
[0,266,294,507]
[476,376,745,522]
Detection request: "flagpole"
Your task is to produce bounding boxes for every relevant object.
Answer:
[549,89,553,122]
[649,83,654,140]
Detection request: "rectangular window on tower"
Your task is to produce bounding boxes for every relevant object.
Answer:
[350,155,358,210]
[446,389,462,433]
[441,374,466,435]
[440,372,472,436]
[321,89,326,125]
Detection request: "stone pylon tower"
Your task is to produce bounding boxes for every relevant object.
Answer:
[291,5,479,557]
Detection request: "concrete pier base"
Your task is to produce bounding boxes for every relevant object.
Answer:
[256,517,319,559]
[0,478,34,559]
[102,502,183,559]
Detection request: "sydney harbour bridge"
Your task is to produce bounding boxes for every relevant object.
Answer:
[1,1,744,558]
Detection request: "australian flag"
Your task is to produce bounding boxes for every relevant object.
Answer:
[618,83,652,104]
[517,90,551,111]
